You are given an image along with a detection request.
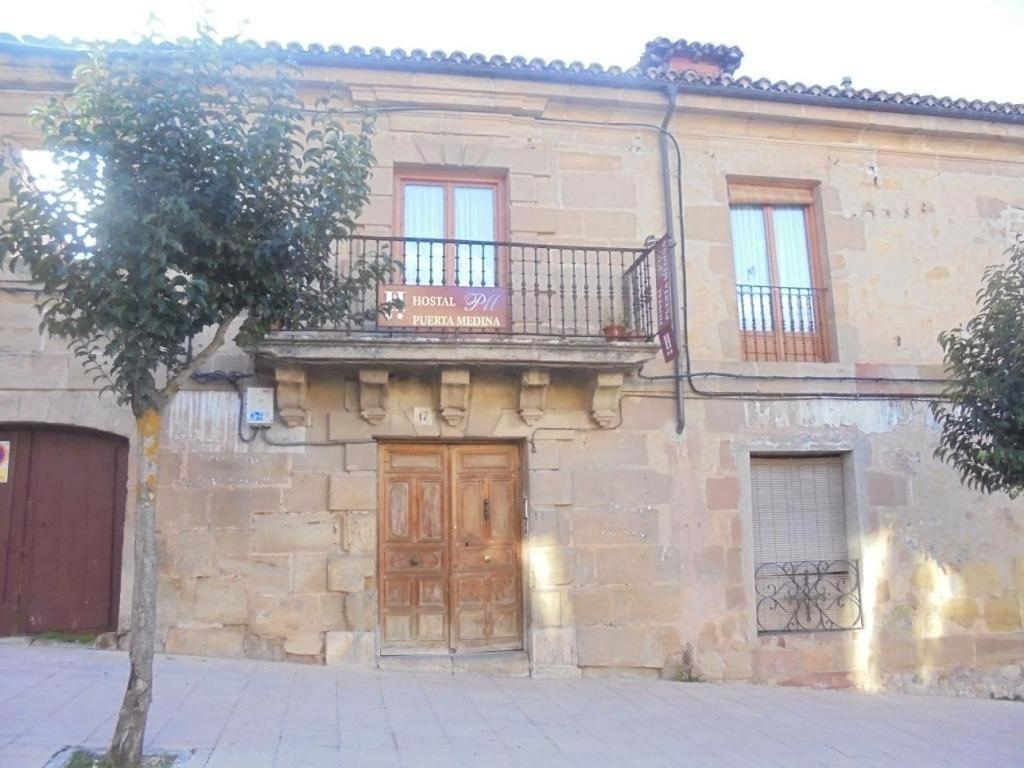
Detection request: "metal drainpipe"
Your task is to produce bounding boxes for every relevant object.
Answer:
[659,84,685,434]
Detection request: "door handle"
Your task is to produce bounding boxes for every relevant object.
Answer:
[483,499,490,522]
[409,557,420,567]
[483,554,492,564]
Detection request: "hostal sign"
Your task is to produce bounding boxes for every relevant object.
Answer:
[378,285,508,330]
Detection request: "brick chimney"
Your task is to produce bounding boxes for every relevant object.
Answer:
[638,37,743,78]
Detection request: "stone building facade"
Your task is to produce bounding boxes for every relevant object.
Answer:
[1,34,1023,696]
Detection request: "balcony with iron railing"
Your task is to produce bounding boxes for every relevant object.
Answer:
[256,235,663,370]
[736,284,830,363]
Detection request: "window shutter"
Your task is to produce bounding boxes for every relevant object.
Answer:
[750,456,847,564]
[728,182,816,205]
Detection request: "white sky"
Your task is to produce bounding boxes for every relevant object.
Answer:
[4,0,1023,104]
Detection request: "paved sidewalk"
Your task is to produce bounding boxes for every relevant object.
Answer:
[0,644,1021,767]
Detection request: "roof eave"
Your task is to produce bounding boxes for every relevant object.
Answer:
[1,38,1022,127]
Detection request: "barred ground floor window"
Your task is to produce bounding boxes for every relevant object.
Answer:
[750,455,863,633]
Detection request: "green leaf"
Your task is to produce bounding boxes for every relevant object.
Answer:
[932,234,1024,499]
[0,29,391,414]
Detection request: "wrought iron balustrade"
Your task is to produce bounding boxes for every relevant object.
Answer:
[736,284,829,362]
[321,235,658,339]
[754,559,863,634]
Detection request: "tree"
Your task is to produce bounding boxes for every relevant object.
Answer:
[932,235,1024,499]
[0,30,394,768]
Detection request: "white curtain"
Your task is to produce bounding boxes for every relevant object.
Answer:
[454,186,496,286]
[772,207,815,332]
[730,205,772,331]
[403,184,445,285]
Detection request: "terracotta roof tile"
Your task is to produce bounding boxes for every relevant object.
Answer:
[637,37,744,74]
[0,33,1021,125]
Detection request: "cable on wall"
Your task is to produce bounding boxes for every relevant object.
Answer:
[191,370,260,443]
[190,370,382,448]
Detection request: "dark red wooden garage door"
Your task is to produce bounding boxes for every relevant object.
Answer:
[0,426,127,635]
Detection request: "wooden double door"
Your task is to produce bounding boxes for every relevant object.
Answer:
[378,443,522,654]
[0,426,127,636]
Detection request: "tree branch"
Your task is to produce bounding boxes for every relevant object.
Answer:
[159,313,239,405]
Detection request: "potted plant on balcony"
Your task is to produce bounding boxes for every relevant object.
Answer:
[602,310,628,341]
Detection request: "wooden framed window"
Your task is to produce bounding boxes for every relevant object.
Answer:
[750,456,863,634]
[728,182,829,362]
[396,170,505,288]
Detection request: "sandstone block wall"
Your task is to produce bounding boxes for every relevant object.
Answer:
[151,371,684,676]
[1,50,1022,694]
[676,397,1024,697]
[147,380,1024,695]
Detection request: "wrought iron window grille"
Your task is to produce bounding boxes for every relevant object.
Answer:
[754,559,863,634]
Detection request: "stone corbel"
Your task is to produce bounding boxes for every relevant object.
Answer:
[439,369,471,428]
[518,369,550,426]
[274,365,309,427]
[590,372,624,429]
[358,369,390,426]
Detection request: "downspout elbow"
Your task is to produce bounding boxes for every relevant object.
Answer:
[661,84,678,131]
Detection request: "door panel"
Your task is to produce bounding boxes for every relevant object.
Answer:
[22,430,125,633]
[419,580,445,608]
[418,481,444,540]
[379,445,449,653]
[458,449,515,470]
[0,430,32,635]
[455,479,484,542]
[384,549,443,571]
[453,546,516,570]
[0,426,126,636]
[450,445,522,652]
[378,442,523,655]
[389,451,444,471]
[489,478,516,541]
[384,481,410,540]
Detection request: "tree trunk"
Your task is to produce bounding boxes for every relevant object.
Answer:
[108,408,161,768]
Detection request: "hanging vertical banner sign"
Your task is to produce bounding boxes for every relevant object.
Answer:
[0,441,9,484]
[654,237,678,362]
[658,325,678,363]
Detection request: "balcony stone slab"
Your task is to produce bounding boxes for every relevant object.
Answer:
[253,332,659,372]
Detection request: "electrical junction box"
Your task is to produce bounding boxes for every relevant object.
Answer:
[244,387,275,426]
